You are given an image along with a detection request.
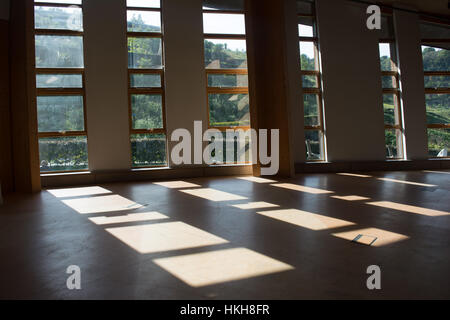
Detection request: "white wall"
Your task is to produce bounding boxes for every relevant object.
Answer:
[285,0,305,164]
[316,0,386,162]
[84,0,131,171]
[0,0,9,21]
[163,0,208,168]
[393,9,428,160]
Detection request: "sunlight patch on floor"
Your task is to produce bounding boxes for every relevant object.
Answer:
[271,183,334,194]
[377,177,436,187]
[331,195,370,201]
[153,247,294,287]
[422,170,450,175]
[232,202,280,210]
[256,209,354,230]
[180,188,247,201]
[336,173,372,178]
[332,227,409,247]
[367,201,449,217]
[237,176,277,183]
[106,221,228,254]
[47,186,112,198]
[62,194,143,214]
[89,212,169,225]
[153,181,201,189]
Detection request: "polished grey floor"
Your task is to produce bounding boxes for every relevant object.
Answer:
[0,170,449,299]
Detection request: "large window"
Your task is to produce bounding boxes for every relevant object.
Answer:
[34,0,88,173]
[202,0,251,164]
[127,0,167,168]
[298,0,325,161]
[421,19,450,158]
[378,13,404,159]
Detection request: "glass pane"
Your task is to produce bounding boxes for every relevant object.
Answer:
[381,75,396,89]
[36,74,83,88]
[298,16,314,37]
[131,134,167,167]
[379,43,396,71]
[127,10,161,33]
[296,0,313,15]
[305,130,323,161]
[205,39,247,69]
[130,73,161,88]
[131,94,163,130]
[422,46,449,72]
[128,37,163,69]
[427,129,449,158]
[127,0,160,8]
[35,35,84,68]
[203,0,244,11]
[37,96,84,132]
[302,74,318,88]
[424,75,450,89]
[383,94,400,126]
[203,13,245,35]
[205,131,252,164]
[35,0,82,4]
[39,136,88,172]
[35,6,83,31]
[300,41,316,71]
[207,74,248,88]
[425,94,450,125]
[385,129,402,159]
[208,93,250,127]
[303,94,320,126]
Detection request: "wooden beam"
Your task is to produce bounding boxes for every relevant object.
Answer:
[10,0,41,192]
[0,19,14,194]
[245,0,296,177]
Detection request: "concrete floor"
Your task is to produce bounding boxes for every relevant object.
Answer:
[0,170,449,299]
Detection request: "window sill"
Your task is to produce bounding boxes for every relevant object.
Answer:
[131,166,170,172]
[41,171,91,177]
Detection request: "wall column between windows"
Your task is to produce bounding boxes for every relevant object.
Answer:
[245,0,299,177]
[315,0,385,162]
[9,0,41,192]
[163,0,208,168]
[84,0,131,171]
[393,9,428,160]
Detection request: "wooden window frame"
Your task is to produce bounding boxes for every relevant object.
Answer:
[298,2,326,162]
[379,32,405,160]
[127,3,168,168]
[34,1,89,173]
[203,8,251,165]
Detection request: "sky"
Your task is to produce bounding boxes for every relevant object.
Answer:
[203,13,247,51]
